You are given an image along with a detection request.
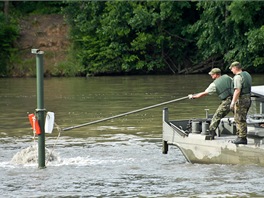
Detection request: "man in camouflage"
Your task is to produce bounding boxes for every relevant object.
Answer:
[188,68,233,139]
[230,61,252,144]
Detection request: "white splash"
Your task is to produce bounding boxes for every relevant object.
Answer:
[11,145,58,165]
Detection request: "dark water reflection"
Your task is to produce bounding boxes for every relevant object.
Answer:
[1,74,264,197]
[1,74,264,137]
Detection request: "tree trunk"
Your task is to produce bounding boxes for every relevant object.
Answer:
[4,1,9,16]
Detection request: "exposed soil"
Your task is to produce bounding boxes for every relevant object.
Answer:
[15,14,70,76]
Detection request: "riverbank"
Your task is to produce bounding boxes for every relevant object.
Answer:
[13,14,72,77]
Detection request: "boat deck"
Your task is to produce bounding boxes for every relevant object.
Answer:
[162,85,264,165]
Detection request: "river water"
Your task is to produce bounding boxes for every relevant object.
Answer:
[1,75,264,197]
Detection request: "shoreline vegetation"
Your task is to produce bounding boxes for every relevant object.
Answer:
[1,1,264,78]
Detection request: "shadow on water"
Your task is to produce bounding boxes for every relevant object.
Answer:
[1,75,264,197]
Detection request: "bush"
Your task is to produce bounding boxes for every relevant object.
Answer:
[0,13,19,77]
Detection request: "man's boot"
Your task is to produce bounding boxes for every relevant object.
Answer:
[232,137,247,145]
[205,130,216,140]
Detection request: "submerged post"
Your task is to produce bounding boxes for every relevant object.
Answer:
[162,108,169,154]
[32,49,46,169]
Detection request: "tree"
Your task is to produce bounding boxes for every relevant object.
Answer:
[64,1,193,75]
[227,1,264,70]
[4,1,9,16]
[0,12,19,76]
[247,26,264,71]
[188,1,264,71]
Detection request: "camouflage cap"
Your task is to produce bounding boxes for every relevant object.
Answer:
[229,61,241,69]
[208,68,221,75]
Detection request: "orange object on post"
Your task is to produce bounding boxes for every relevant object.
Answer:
[28,113,41,135]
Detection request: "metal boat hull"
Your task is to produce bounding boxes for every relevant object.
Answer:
[162,85,264,166]
[163,118,264,165]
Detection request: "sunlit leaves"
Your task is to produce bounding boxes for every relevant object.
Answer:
[63,1,264,74]
[64,1,193,75]
[247,26,264,67]
[189,1,264,70]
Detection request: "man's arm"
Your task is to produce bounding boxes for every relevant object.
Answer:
[189,82,215,99]
[230,88,241,109]
[230,75,242,109]
[232,88,241,103]
[192,91,208,99]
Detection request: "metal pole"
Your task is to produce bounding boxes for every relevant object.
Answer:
[32,49,46,169]
[62,96,188,131]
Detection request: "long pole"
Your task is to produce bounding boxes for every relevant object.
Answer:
[32,49,46,169]
[62,96,188,131]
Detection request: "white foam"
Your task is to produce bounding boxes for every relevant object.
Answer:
[11,145,58,165]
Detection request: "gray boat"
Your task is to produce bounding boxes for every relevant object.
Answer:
[162,85,264,166]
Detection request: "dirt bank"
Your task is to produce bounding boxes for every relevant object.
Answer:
[14,14,70,77]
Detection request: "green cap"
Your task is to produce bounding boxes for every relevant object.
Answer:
[208,68,221,75]
[229,61,241,69]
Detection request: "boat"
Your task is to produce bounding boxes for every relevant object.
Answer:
[162,85,264,166]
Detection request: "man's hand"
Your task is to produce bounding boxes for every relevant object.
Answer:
[230,102,235,110]
[188,94,193,99]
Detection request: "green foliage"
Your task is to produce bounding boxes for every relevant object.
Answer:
[52,60,85,77]
[247,26,264,71]
[11,1,66,15]
[2,1,264,76]
[64,1,193,75]
[188,1,264,71]
[227,1,264,70]
[0,13,19,76]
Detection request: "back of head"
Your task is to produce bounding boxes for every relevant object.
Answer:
[229,61,241,69]
[208,68,221,75]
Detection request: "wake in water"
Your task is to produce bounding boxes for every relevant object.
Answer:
[11,145,58,165]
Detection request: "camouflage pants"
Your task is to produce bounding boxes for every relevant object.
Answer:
[234,94,251,138]
[209,97,232,132]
